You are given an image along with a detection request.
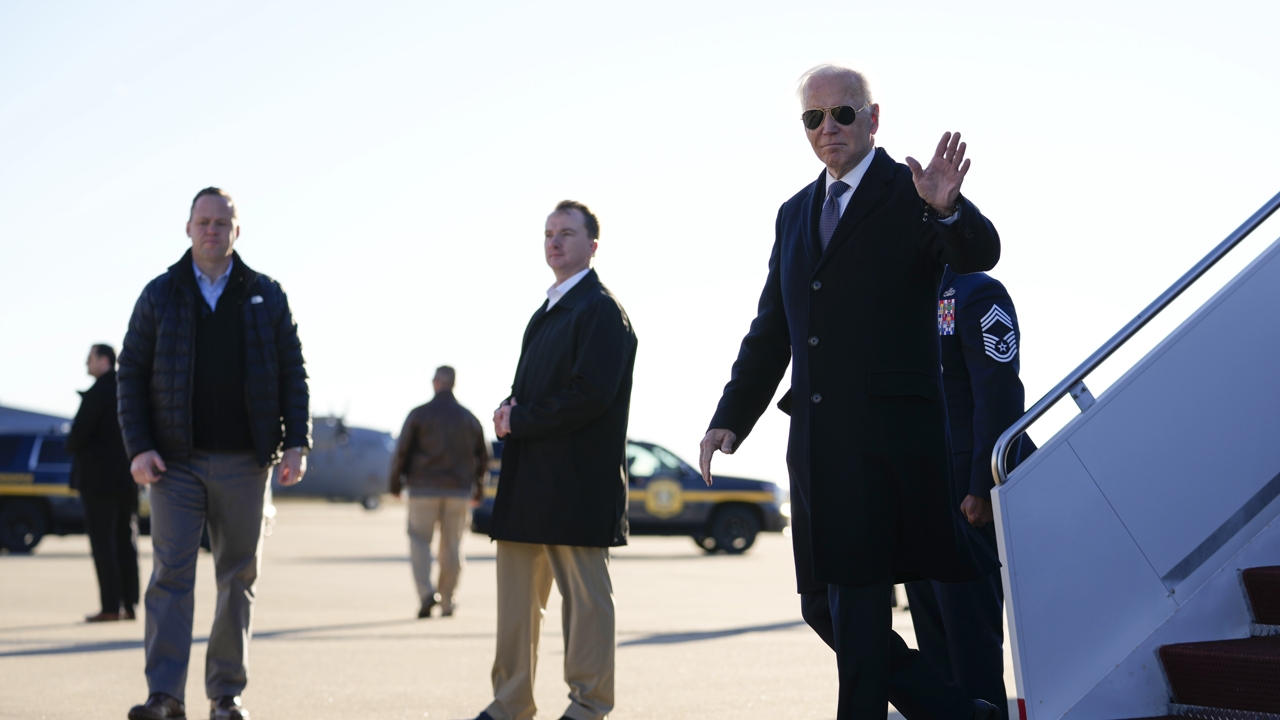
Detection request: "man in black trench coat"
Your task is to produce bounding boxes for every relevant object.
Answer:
[66,343,139,623]
[700,65,1003,720]
[478,200,637,720]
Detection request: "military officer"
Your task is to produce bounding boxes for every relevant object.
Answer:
[905,266,1036,720]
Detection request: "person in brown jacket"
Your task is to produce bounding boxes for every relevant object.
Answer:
[390,365,490,618]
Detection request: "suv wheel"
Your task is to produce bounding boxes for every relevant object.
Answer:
[707,505,760,555]
[361,495,380,511]
[0,499,48,553]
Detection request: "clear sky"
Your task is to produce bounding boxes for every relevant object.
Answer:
[3,1,1279,486]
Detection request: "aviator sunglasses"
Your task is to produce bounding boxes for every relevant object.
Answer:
[801,103,871,130]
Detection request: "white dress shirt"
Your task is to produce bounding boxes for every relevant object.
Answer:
[825,148,958,224]
[546,267,592,310]
[193,258,234,311]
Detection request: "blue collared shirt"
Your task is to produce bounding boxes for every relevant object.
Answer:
[193,258,233,311]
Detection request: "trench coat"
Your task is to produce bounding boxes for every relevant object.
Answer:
[66,370,134,495]
[710,147,1002,591]
[490,270,638,548]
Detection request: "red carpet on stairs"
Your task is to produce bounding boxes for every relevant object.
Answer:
[1159,636,1280,714]
[1244,566,1280,625]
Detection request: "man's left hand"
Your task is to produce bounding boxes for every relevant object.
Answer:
[279,448,307,487]
[961,494,993,528]
[905,131,970,215]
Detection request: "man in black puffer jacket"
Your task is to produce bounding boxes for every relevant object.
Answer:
[118,187,310,720]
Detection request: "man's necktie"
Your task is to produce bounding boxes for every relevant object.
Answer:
[818,180,851,251]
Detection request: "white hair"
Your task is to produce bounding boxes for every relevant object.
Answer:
[796,64,873,107]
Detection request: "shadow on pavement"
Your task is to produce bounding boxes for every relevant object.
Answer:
[277,555,498,564]
[0,617,426,658]
[619,620,806,647]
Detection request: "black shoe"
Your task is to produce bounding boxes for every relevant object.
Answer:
[128,693,186,720]
[418,597,437,619]
[210,696,248,720]
[972,699,1001,720]
[473,713,496,720]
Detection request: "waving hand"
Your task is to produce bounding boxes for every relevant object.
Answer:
[905,131,970,215]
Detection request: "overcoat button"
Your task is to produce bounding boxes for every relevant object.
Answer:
[811,281,822,291]
[808,336,819,347]
[811,393,822,404]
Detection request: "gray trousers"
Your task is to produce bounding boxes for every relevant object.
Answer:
[407,495,470,611]
[144,451,269,701]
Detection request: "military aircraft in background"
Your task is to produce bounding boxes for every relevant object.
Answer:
[271,415,394,510]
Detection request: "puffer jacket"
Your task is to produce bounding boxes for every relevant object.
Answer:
[117,250,311,467]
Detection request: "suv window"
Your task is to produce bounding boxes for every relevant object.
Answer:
[627,444,661,479]
[37,438,71,465]
[0,437,27,470]
[649,445,688,475]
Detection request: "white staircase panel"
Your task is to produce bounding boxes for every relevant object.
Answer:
[996,443,1178,720]
[996,234,1280,720]
[1066,247,1280,585]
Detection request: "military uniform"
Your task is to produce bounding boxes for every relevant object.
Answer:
[905,267,1035,720]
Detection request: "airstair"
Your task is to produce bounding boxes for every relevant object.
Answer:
[991,192,1280,720]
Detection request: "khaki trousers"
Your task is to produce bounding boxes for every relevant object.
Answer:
[407,495,471,611]
[486,541,615,720]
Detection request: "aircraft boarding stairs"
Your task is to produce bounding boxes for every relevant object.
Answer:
[990,192,1280,720]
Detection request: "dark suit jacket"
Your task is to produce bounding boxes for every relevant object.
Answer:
[710,147,1002,590]
[938,267,1036,499]
[490,270,638,547]
[65,370,134,496]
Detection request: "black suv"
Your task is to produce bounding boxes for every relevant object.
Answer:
[0,433,150,552]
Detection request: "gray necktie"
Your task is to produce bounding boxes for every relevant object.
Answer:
[818,180,851,251]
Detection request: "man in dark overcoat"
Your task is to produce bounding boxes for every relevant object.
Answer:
[478,200,637,720]
[66,342,139,623]
[117,187,310,720]
[905,268,1036,720]
[699,64,1003,720]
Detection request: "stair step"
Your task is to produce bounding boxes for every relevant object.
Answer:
[1168,704,1280,720]
[1253,624,1280,637]
[1160,637,1280,714]
[1244,567,1280,625]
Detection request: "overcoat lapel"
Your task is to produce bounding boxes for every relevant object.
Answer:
[813,148,895,276]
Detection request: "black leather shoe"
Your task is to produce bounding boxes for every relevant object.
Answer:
[418,597,437,619]
[473,712,496,720]
[210,696,248,720]
[128,693,186,720]
[972,699,1001,720]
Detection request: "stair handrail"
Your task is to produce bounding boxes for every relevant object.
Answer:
[992,190,1280,486]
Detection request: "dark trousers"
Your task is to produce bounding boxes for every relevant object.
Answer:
[905,522,1008,720]
[801,583,972,720]
[81,488,140,614]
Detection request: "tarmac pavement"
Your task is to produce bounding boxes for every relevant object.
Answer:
[0,500,1014,720]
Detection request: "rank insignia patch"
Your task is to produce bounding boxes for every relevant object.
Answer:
[980,304,1018,362]
[942,287,956,298]
[938,299,955,335]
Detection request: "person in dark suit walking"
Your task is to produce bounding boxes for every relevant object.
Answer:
[699,64,1004,720]
[905,268,1035,720]
[118,187,310,720]
[66,343,139,623]
[477,200,637,720]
